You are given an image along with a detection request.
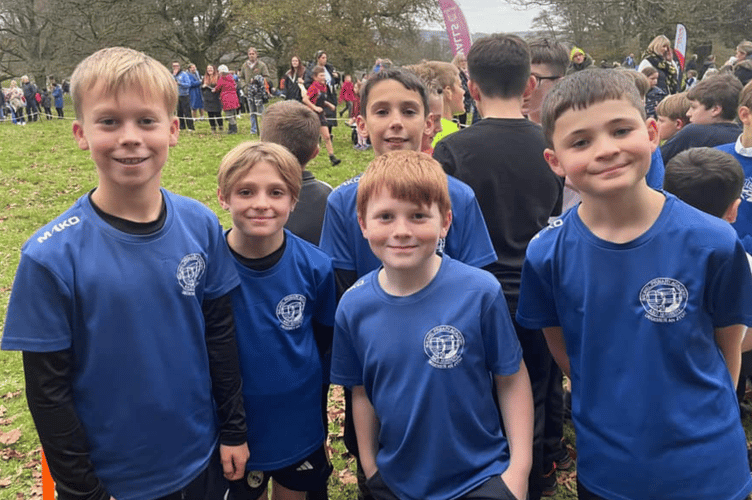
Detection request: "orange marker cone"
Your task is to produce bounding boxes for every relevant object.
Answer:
[41,450,55,500]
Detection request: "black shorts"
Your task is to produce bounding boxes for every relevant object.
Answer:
[228,445,332,500]
[318,112,328,127]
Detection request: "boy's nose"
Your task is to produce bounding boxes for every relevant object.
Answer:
[119,122,142,145]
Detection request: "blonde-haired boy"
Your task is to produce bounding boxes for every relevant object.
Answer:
[519,68,752,500]
[656,92,691,142]
[424,61,465,146]
[332,150,533,500]
[2,46,249,499]
[218,142,336,500]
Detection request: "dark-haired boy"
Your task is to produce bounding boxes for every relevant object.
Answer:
[661,73,743,163]
[433,33,563,500]
[319,67,497,499]
[331,150,533,500]
[518,68,752,500]
[261,100,333,246]
[717,80,752,255]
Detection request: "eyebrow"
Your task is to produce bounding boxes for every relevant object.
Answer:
[563,116,641,138]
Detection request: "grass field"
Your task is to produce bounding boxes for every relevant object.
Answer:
[0,98,749,499]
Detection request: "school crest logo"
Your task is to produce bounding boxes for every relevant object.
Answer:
[424,325,464,369]
[639,277,688,323]
[277,294,306,330]
[742,178,752,202]
[176,253,205,296]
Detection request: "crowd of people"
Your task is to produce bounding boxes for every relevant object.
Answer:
[3,33,752,500]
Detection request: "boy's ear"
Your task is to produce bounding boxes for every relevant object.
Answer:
[645,117,659,152]
[441,209,453,237]
[355,115,369,139]
[674,118,685,131]
[358,214,369,238]
[709,104,722,119]
[72,121,89,151]
[739,106,752,126]
[169,116,180,146]
[521,74,537,101]
[217,187,230,210]
[723,198,742,224]
[467,80,482,102]
[544,148,566,178]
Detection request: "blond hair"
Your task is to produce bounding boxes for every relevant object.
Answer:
[739,80,752,110]
[357,151,451,222]
[71,47,178,120]
[217,142,302,203]
[646,35,671,56]
[656,92,691,122]
[421,61,459,90]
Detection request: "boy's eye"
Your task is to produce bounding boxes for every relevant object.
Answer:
[376,213,393,221]
[613,127,633,137]
[271,189,286,197]
[374,108,389,116]
[99,118,117,126]
[238,188,253,196]
[402,108,418,116]
[571,138,589,148]
[412,212,427,220]
[140,118,156,125]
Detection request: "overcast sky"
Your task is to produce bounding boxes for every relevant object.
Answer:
[425,0,542,35]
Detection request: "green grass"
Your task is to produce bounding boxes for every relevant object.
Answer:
[0,99,750,500]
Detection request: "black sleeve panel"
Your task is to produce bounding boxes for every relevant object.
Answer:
[334,268,358,301]
[202,293,247,446]
[23,350,110,500]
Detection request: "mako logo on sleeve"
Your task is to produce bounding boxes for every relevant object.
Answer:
[36,217,81,243]
[176,253,206,296]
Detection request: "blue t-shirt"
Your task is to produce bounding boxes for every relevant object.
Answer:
[717,140,752,254]
[331,255,522,500]
[645,148,664,189]
[319,174,496,276]
[2,190,240,500]
[229,230,336,470]
[516,193,752,500]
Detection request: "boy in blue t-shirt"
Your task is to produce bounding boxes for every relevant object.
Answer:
[1,47,249,500]
[717,80,752,254]
[517,69,752,500]
[331,150,533,500]
[217,141,336,500]
[318,67,497,499]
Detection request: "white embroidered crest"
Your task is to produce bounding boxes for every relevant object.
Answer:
[176,253,205,296]
[424,325,465,369]
[276,294,306,330]
[639,277,688,323]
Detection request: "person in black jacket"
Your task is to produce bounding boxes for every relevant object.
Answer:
[21,75,38,122]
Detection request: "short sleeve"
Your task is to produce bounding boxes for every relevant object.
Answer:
[330,309,363,387]
[515,248,560,330]
[314,260,337,328]
[706,237,752,327]
[481,289,522,376]
[447,192,497,268]
[319,192,356,271]
[2,255,73,352]
[203,217,240,300]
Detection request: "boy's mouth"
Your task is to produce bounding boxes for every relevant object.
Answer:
[116,157,148,165]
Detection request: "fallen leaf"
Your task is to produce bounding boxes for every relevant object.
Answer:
[1,449,24,460]
[0,478,11,487]
[0,429,21,446]
[1,391,21,400]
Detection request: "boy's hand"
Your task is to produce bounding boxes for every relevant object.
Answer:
[315,106,323,113]
[501,467,528,500]
[326,101,336,110]
[220,443,250,481]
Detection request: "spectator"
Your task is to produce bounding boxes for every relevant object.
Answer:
[638,35,679,94]
[566,47,593,74]
[188,64,204,121]
[239,47,270,135]
[283,56,306,102]
[21,75,38,122]
[201,65,223,133]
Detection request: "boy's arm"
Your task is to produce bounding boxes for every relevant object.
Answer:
[542,327,570,378]
[202,294,249,481]
[715,324,746,389]
[24,350,112,500]
[302,91,322,113]
[495,362,533,500]
[351,385,379,479]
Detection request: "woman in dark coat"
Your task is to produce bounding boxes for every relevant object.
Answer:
[283,56,306,102]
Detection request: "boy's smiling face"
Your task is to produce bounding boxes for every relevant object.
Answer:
[544,98,657,199]
[72,81,179,194]
[359,187,451,274]
[356,79,431,156]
